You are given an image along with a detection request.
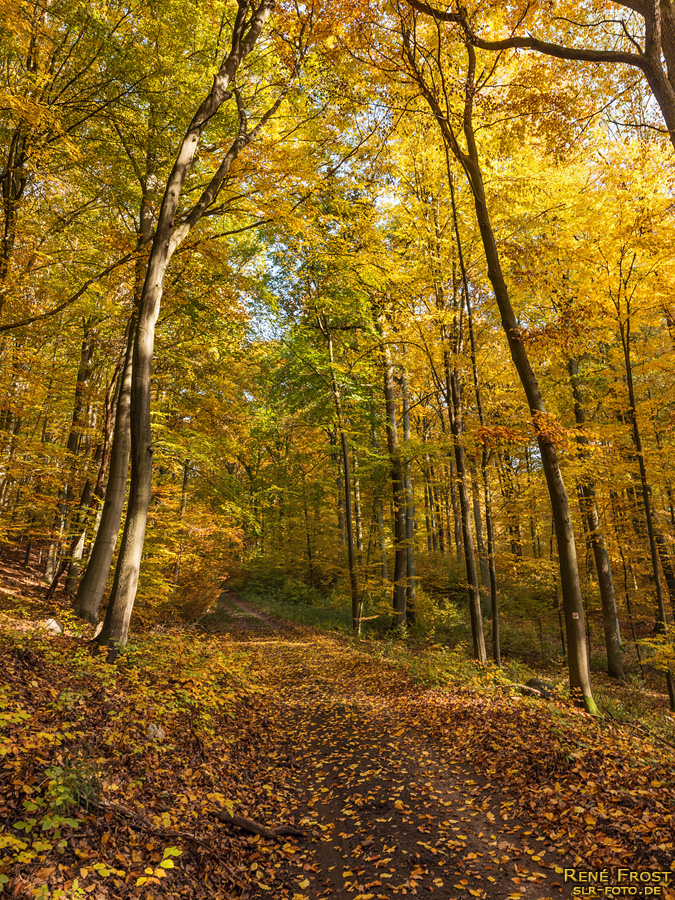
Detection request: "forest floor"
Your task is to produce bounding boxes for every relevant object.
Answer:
[1,564,675,899]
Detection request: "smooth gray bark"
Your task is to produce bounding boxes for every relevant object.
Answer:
[401,371,416,622]
[369,404,389,580]
[568,359,625,679]
[618,312,675,709]
[447,369,487,663]
[98,0,287,648]
[74,315,134,623]
[322,319,360,633]
[401,25,595,708]
[376,309,407,626]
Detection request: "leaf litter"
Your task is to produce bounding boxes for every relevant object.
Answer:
[1,590,674,898]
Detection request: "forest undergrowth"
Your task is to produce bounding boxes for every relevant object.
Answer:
[1,562,675,900]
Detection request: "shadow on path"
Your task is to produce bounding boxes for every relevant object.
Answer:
[215,591,569,900]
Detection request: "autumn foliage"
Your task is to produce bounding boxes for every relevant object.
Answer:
[2,0,675,895]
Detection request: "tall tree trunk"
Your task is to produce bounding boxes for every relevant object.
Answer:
[331,430,347,547]
[369,403,388,580]
[173,458,190,585]
[98,0,279,649]
[470,464,489,615]
[401,371,416,622]
[63,368,120,597]
[524,447,541,558]
[421,428,434,552]
[322,319,359,633]
[568,359,625,679]
[375,307,407,626]
[44,324,96,584]
[465,159,593,704]
[448,453,461,556]
[482,457,500,665]
[74,84,160,624]
[302,473,314,589]
[499,453,523,559]
[618,316,675,708]
[74,315,135,623]
[446,367,487,662]
[403,31,596,707]
[651,507,675,618]
[353,450,364,571]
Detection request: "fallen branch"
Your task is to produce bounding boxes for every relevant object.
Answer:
[513,683,545,699]
[96,799,239,881]
[211,807,305,838]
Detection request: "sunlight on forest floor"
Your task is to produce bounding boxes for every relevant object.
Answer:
[1,583,675,899]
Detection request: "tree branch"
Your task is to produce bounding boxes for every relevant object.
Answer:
[404,0,649,71]
[0,248,143,333]
[405,0,460,23]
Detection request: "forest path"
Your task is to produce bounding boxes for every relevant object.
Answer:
[216,593,569,900]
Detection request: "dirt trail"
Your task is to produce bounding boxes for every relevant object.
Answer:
[217,593,569,900]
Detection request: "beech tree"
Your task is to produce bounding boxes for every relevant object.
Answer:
[407,0,675,149]
[97,0,314,648]
[388,6,597,709]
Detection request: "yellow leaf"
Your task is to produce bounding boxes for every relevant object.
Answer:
[299,879,309,889]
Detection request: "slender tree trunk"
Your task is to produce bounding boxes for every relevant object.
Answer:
[524,447,541,558]
[448,456,461,556]
[375,308,406,626]
[302,473,314,589]
[651,507,675,618]
[98,0,279,649]
[331,430,347,547]
[499,453,523,559]
[173,458,190,585]
[447,367,487,662]
[469,183,594,703]
[322,320,359,633]
[470,463,489,616]
[618,321,675,708]
[421,430,434,553]
[44,325,96,584]
[482,456,500,665]
[434,475,447,553]
[353,449,365,571]
[401,371,416,622]
[448,167,499,661]
[568,359,625,678]
[64,366,120,598]
[74,315,135,623]
[369,407,389,581]
[404,32,595,706]
[610,492,645,678]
